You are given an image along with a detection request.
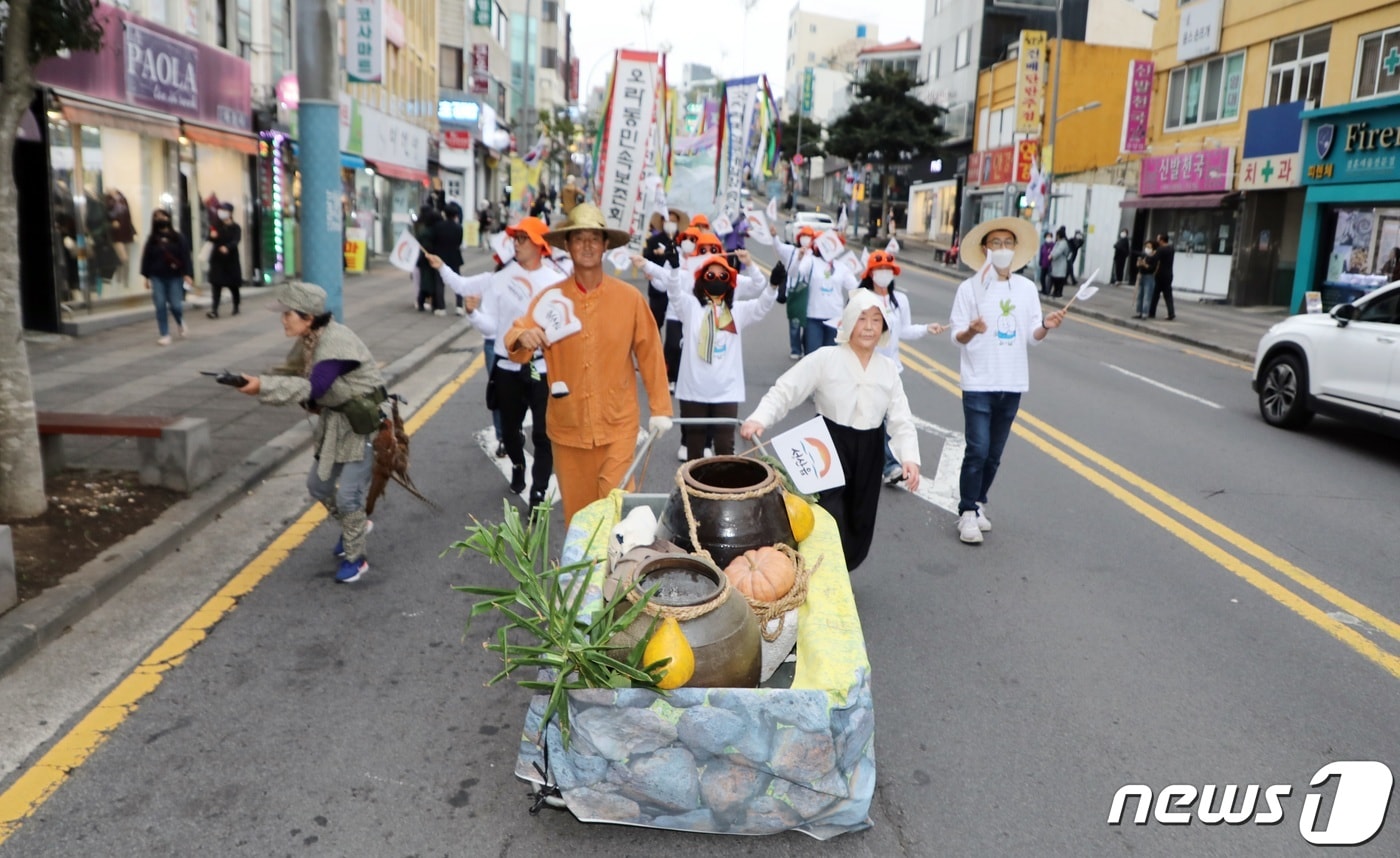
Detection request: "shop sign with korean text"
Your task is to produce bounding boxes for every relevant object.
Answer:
[968,146,1014,187]
[1014,30,1047,135]
[1120,60,1153,154]
[1139,148,1233,195]
[1239,154,1300,190]
[473,0,493,26]
[1302,97,1400,185]
[359,102,428,171]
[1177,0,1223,63]
[346,0,384,84]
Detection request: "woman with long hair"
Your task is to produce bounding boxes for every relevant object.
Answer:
[138,209,193,345]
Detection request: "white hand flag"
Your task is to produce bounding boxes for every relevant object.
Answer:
[712,215,734,237]
[766,197,778,223]
[1065,269,1101,307]
[837,205,848,234]
[771,415,846,494]
[885,237,900,255]
[389,228,422,272]
[605,246,634,272]
[491,230,515,264]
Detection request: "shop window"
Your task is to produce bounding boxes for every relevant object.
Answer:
[1164,51,1245,131]
[930,47,941,80]
[1266,27,1328,107]
[440,46,463,90]
[1354,26,1400,100]
[955,29,971,70]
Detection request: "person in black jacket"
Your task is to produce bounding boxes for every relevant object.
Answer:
[432,202,467,315]
[139,209,194,345]
[1150,233,1176,320]
[1067,229,1085,285]
[206,202,243,317]
[1111,229,1131,284]
[643,208,687,329]
[414,205,444,314]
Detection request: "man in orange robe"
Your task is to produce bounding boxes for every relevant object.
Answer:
[505,203,672,521]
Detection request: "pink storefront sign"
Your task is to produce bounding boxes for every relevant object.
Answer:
[1120,60,1153,154]
[1139,148,1233,196]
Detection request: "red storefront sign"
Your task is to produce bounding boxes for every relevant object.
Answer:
[1015,139,1040,183]
[443,130,473,149]
[471,45,491,94]
[969,142,1040,187]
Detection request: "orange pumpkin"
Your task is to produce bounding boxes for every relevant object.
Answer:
[723,546,796,602]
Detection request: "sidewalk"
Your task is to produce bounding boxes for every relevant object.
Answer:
[1,253,498,675]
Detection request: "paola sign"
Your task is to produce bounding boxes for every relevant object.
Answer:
[125,22,199,113]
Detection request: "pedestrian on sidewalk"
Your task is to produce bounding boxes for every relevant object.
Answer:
[1112,229,1131,285]
[432,202,467,315]
[949,217,1066,545]
[1067,230,1085,285]
[205,203,242,318]
[231,281,387,583]
[433,215,573,506]
[504,203,673,522]
[414,206,446,314]
[632,249,778,461]
[1048,226,1070,298]
[848,250,947,484]
[1133,239,1158,319]
[1150,233,1176,320]
[1037,231,1054,295]
[139,209,193,346]
[741,289,921,572]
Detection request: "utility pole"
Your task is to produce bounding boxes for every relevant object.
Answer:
[296,0,344,318]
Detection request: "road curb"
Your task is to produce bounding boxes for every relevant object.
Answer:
[0,319,482,680]
[898,255,1257,364]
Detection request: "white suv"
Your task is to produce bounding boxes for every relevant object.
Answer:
[783,211,836,243]
[1253,280,1400,435]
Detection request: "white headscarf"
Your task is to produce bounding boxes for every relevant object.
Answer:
[835,288,893,348]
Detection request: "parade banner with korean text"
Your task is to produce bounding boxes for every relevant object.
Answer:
[1120,60,1154,154]
[346,0,384,84]
[1013,30,1047,135]
[716,75,761,221]
[596,50,661,247]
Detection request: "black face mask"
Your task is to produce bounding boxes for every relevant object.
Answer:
[703,279,730,297]
[155,220,171,231]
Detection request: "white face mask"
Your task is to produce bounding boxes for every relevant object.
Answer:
[799,236,812,248]
[219,211,232,221]
[1143,246,1153,254]
[680,240,695,254]
[871,269,895,288]
[987,248,1016,270]
[663,221,678,236]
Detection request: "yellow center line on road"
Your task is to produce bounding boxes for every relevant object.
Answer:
[897,342,1400,681]
[0,352,486,843]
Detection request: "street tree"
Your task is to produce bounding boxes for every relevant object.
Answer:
[825,68,944,239]
[537,107,578,180]
[0,0,104,518]
[778,111,824,162]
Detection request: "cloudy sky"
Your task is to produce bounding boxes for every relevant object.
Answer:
[567,0,923,98]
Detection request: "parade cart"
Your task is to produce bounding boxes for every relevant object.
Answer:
[513,421,876,840]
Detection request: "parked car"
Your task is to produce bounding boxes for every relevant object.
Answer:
[1253,278,1400,436]
[783,211,835,243]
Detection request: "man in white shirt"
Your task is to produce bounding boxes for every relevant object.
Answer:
[949,217,1066,545]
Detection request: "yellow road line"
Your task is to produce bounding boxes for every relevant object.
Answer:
[897,343,1400,679]
[0,352,485,843]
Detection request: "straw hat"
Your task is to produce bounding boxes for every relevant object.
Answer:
[960,216,1039,271]
[667,207,690,232]
[543,202,631,250]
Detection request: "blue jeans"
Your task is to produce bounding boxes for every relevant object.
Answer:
[1135,275,1155,316]
[959,391,1022,513]
[150,276,185,337]
[805,316,837,352]
[788,316,805,356]
[883,435,899,475]
[483,338,504,442]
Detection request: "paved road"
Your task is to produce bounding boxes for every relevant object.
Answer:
[2,257,1398,856]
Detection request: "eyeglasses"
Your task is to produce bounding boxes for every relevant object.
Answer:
[701,268,732,282]
[510,233,532,244]
[697,245,722,255]
[984,238,1017,249]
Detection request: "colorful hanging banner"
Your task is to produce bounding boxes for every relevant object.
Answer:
[1120,60,1154,154]
[715,75,761,221]
[596,50,661,246]
[1013,30,1048,135]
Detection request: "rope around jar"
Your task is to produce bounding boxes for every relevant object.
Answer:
[622,558,732,620]
[675,466,783,566]
[737,544,820,641]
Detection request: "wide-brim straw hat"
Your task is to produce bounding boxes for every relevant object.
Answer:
[667,207,690,232]
[543,202,631,250]
[960,216,1040,271]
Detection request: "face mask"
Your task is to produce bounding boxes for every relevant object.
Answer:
[798,236,812,248]
[155,220,171,230]
[681,240,695,254]
[1143,246,1153,254]
[871,269,895,288]
[664,222,678,236]
[1121,232,1128,238]
[987,248,1016,270]
[220,211,232,221]
[703,279,730,297]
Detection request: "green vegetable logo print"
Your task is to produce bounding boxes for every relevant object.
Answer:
[996,298,1017,343]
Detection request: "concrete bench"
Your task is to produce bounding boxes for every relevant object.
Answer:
[36,411,213,494]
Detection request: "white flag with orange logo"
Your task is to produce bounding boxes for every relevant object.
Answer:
[771,415,845,494]
[389,227,421,272]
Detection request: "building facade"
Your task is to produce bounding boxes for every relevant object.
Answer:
[783,5,878,119]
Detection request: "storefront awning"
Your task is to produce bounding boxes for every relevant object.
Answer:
[341,153,366,170]
[180,121,260,156]
[1119,192,1241,209]
[55,91,180,140]
[366,159,430,185]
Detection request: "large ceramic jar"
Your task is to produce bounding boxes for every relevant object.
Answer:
[656,456,797,570]
[611,554,762,688]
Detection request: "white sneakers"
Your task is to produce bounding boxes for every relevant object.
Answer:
[433,309,447,317]
[976,503,991,532]
[455,306,466,316]
[958,511,983,544]
[156,335,172,346]
[179,321,188,338]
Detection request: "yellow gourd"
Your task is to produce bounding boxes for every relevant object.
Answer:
[784,492,815,543]
[644,616,695,690]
